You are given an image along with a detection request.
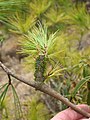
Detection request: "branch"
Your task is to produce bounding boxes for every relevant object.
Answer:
[0,61,90,118]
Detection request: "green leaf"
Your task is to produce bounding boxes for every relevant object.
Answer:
[11,84,23,120]
[87,81,90,105]
[71,76,90,98]
[20,22,58,56]
[48,50,64,58]
[67,4,90,31]
[87,90,90,105]
[0,84,9,106]
[0,83,8,92]
[47,31,57,50]
[30,0,51,16]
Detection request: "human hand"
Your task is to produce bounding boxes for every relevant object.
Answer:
[51,104,90,120]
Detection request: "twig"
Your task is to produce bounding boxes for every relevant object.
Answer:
[0,61,90,118]
[7,74,12,85]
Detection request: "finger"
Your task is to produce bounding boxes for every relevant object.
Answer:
[51,104,90,120]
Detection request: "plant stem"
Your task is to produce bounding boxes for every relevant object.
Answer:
[0,61,90,118]
[34,55,46,82]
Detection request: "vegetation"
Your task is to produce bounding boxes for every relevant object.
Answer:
[0,0,90,119]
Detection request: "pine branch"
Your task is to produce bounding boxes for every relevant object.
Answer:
[0,61,90,118]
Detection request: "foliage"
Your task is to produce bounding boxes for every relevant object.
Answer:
[67,4,90,32]
[7,13,36,34]
[26,96,50,120]
[0,81,23,120]
[19,22,58,56]
[29,0,52,16]
[19,23,67,80]
[0,0,90,119]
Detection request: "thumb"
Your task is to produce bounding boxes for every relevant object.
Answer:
[51,104,90,120]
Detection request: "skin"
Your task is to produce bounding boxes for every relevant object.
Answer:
[51,104,90,120]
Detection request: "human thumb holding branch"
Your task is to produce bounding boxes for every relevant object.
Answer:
[51,104,90,120]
